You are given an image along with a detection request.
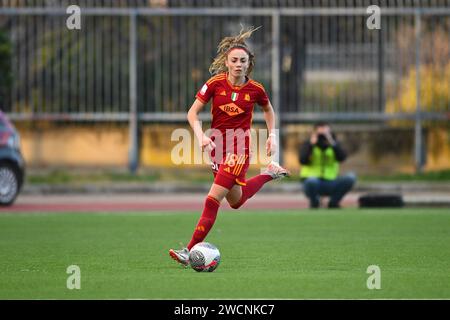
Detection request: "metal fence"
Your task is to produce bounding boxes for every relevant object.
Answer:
[0,5,449,171]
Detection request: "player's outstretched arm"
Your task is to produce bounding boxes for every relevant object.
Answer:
[187,99,216,152]
[261,102,277,157]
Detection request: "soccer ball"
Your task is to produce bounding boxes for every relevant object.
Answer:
[189,242,221,272]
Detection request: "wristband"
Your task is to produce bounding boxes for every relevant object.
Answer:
[268,133,276,138]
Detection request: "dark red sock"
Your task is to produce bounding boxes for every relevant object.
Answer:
[187,196,220,250]
[230,174,273,209]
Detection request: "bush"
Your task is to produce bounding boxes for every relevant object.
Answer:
[386,63,450,113]
[386,23,450,114]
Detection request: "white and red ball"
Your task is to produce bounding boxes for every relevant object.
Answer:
[189,242,221,272]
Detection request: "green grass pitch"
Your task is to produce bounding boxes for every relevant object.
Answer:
[0,209,449,299]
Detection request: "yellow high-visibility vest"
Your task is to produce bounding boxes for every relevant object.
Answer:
[300,146,340,180]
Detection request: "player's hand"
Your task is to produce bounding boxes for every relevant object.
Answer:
[266,135,277,157]
[200,135,216,152]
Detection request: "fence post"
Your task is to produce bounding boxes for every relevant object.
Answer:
[271,11,282,165]
[378,17,385,113]
[414,9,424,174]
[128,11,139,173]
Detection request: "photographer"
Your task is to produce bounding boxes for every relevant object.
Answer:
[299,122,356,208]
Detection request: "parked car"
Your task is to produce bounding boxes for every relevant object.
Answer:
[0,110,25,206]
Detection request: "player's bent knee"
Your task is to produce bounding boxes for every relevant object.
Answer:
[229,201,242,209]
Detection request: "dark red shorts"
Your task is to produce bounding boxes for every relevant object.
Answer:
[211,151,250,190]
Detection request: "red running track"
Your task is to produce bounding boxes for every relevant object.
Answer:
[0,194,359,213]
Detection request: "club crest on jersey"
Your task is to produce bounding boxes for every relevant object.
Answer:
[218,103,244,116]
[244,94,251,101]
[231,92,239,101]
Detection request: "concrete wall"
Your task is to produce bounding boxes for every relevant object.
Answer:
[15,122,450,175]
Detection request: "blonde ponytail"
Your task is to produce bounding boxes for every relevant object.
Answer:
[209,26,261,76]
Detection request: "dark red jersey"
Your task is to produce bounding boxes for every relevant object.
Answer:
[195,72,269,132]
[195,73,270,185]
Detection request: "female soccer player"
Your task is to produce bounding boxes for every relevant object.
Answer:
[169,27,289,266]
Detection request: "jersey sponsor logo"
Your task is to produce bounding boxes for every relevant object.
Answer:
[200,84,208,95]
[244,93,251,101]
[231,92,239,101]
[218,103,244,116]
